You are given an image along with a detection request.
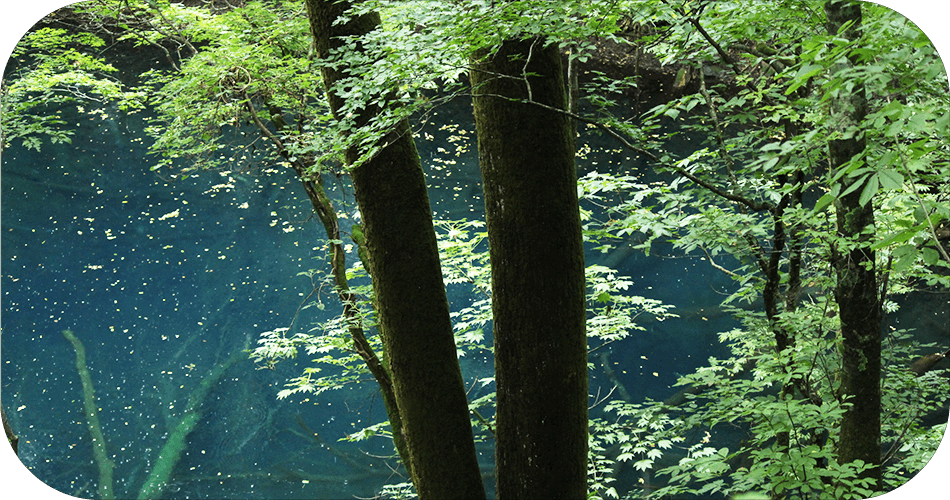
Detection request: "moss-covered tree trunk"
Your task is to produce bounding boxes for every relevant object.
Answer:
[825,0,882,488]
[305,2,485,498]
[470,38,588,500]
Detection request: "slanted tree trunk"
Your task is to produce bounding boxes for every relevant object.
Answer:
[471,38,588,500]
[305,2,485,498]
[825,0,882,488]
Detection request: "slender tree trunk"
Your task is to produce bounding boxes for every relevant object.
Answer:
[471,38,588,500]
[305,2,485,498]
[825,0,882,488]
[243,94,411,474]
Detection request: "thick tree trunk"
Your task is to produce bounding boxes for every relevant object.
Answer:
[471,38,588,500]
[825,0,882,488]
[305,2,485,498]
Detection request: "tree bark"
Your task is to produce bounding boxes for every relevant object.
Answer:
[825,0,882,488]
[305,2,485,498]
[471,38,588,500]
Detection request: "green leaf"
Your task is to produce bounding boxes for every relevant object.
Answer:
[870,228,918,250]
[813,183,840,213]
[839,173,868,197]
[921,247,939,266]
[813,192,834,213]
[858,174,879,207]
[892,244,918,273]
[878,168,903,190]
[733,493,772,500]
[633,459,653,471]
[786,64,823,95]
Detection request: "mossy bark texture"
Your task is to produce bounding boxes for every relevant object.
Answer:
[825,0,882,488]
[305,2,485,498]
[471,39,589,500]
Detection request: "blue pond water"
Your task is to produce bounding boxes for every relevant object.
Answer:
[0,89,773,499]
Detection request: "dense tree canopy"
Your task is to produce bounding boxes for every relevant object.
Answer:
[2,1,949,499]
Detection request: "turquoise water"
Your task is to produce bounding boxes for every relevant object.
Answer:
[1,93,738,498]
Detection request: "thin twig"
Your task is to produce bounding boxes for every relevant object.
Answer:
[700,246,740,278]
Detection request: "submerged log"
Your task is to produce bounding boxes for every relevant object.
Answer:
[63,329,115,500]
[136,335,250,500]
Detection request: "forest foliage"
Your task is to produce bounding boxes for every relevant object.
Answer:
[3,1,949,499]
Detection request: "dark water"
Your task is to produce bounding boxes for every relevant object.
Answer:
[0,97,394,498]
